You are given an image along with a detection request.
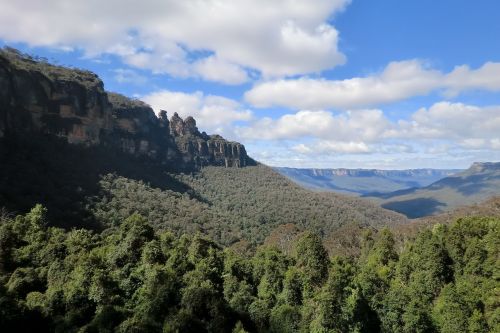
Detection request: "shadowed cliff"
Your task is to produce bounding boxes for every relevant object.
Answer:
[0,47,255,171]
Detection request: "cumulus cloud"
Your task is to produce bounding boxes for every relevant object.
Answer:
[235,109,394,154]
[192,56,249,85]
[112,68,148,85]
[444,62,500,96]
[234,102,500,156]
[236,109,391,142]
[245,60,500,109]
[293,141,371,154]
[393,102,500,149]
[292,142,416,155]
[142,90,253,136]
[0,0,349,83]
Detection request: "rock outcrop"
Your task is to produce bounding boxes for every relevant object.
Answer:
[0,47,254,170]
[169,113,250,168]
[0,48,112,145]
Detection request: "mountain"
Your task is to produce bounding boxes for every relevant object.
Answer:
[0,49,497,333]
[0,47,254,171]
[367,162,500,218]
[0,47,407,243]
[93,166,407,245]
[418,196,500,224]
[275,167,459,195]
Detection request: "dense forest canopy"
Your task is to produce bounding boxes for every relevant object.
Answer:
[0,205,498,332]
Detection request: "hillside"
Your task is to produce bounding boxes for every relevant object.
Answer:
[418,196,500,225]
[0,135,407,247]
[367,162,500,218]
[275,167,459,195]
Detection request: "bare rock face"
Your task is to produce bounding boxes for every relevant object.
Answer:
[170,116,251,169]
[169,112,199,137]
[106,92,180,162]
[0,47,255,171]
[0,47,112,145]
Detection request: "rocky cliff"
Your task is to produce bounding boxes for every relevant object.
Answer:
[0,47,254,170]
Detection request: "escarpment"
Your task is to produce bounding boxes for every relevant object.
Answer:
[0,47,254,170]
[0,48,112,145]
[169,112,250,168]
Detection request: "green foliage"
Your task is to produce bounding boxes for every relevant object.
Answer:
[269,304,301,333]
[1,47,100,88]
[0,131,406,250]
[294,231,329,290]
[0,206,497,332]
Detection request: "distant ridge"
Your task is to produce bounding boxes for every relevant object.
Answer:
[275,167,460,195]
[368,162,500,218]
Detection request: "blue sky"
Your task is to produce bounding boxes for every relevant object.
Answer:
[1,0,500,169]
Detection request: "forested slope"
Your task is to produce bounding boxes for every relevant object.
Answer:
[93,165,408,245]
[1,134,407,246]
[370,162,500,218]
[0,205,497,332]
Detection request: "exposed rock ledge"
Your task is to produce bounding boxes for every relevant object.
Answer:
[0,47,254,170]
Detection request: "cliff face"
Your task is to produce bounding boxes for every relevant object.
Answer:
[467,162,500,174]
[0,49,112,145]
[169,112,250,168]
[0,47,254,170]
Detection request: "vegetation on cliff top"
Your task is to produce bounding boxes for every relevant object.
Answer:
[0,47,100,88]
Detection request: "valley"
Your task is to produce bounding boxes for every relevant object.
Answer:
[275,167,460,195]
[0,47,498,333]
[367,162,500,218]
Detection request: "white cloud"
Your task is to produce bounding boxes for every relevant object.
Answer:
[460,138,487,149]
[142,90,253,136]
[236,109,391,142]
[233,101,500,159]
[491,139,500,150]
[291,141,415,155]
[0,0,349,83]
[112,68,148,85]
[235,109,393,154]
[192,56,249,85]
[395,102,500,145]
[444,62,500,96]
[293,141,371,154]
[245,60,500,109]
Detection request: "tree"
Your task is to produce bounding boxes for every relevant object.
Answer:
[294,231,329,293]
[269,304,301,333]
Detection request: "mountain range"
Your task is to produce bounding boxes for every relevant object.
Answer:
[275,164,500,219]
[367,161,500,218]
[275,167,460,195]
[2,46,499,229]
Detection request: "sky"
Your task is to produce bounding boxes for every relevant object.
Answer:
[1,0,500,169]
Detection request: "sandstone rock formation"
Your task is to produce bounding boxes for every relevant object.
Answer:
[0,47,254,170]
[0,47,112,145]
